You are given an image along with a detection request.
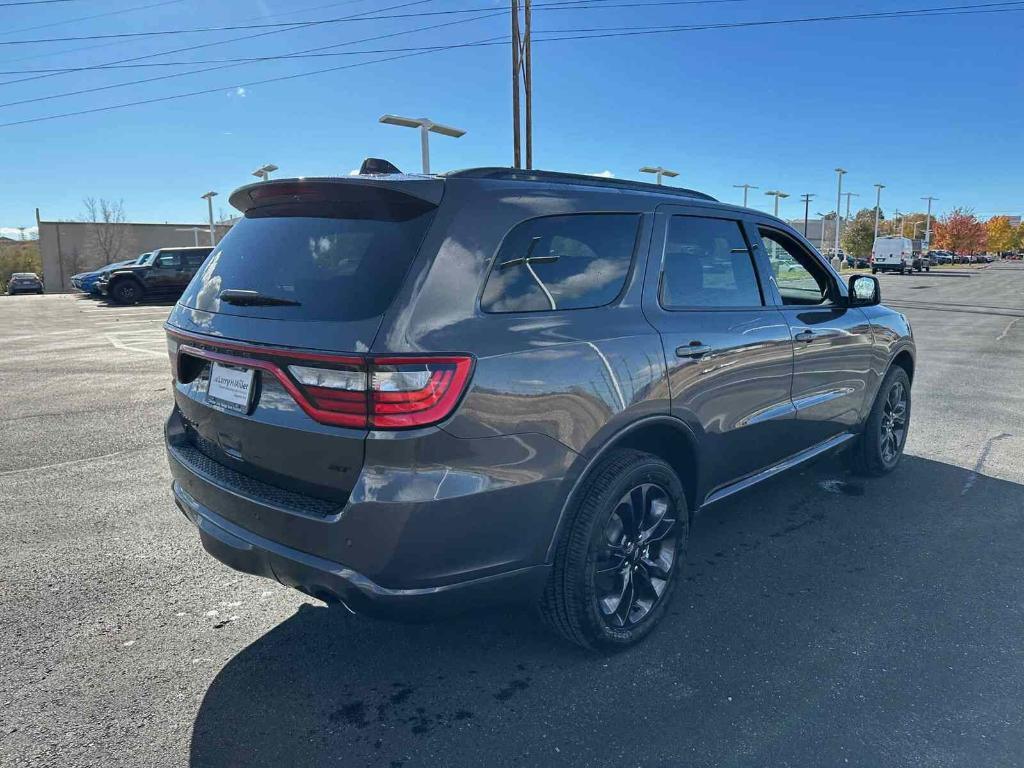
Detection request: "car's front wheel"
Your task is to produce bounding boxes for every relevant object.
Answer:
[850,366,911,476]
[110,279,142,305]
[540,449,689,650]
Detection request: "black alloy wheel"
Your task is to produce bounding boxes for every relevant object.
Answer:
[593,483,680,630]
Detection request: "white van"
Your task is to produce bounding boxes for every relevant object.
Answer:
[871,236,914,274]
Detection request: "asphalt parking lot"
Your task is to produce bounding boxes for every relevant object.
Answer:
[2,266,1023,768]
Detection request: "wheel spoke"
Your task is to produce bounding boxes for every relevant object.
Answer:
[638,493,669,541]
[611,569,634,627]
[596,549,627,574]
[641,518,678,545]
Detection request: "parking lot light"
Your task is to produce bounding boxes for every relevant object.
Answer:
[873,184,886,241]
[834,168,847,255]
[201,191,217,247]
[640,166,679,186]
[251,164,278,182]
[764,189,789,217]
[379,115,466,174]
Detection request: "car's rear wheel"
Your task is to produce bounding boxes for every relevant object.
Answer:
[850,366,911,476]
[110,279,142,305]
[540,449,688,650]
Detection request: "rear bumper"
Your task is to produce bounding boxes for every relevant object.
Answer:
[172,480,551,619]
[165,407,573,619]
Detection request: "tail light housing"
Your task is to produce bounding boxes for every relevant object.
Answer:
[167,330,473,430]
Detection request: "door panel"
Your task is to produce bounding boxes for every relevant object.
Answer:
[753,224,875,444]
[643,207,797,499]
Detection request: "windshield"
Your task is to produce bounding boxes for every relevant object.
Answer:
[179,209,435,322]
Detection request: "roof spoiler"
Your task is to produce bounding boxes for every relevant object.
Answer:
[228,174,444,214]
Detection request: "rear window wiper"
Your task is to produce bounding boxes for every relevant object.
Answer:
[219,289,301,307]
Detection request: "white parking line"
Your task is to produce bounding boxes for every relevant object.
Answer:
[105,333,166,358]
[996,317,1020,342]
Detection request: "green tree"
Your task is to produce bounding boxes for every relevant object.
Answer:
[0,241,42,292]
[842,215,875,258]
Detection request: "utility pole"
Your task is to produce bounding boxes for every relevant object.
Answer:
[922,195,938,247]
[873,183,885,242]
[800,193,815,236]
[510,0,532,169]
[733,183,758,208]
[764,190,789,217]
[834,168,846,256]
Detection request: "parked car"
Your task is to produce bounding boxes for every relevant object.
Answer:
[98,246,212,304]
[164,167,916,649]
[5,272,44,295]
[844,255,869,269]
[928,250,953,265]
[71,253,151,296]
[871,236,913,274]
[911,253,930,273]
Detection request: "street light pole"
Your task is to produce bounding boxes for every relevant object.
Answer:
[201,191,218,247]
[379,114,466,174]
[816,212,829,250]
[251,163,278,182]
[873,183,885,242]
[733,183,758,207]
[800,193,815,236]
[922,195,938,247]
[640,166,679,185]
[842,191,860,224]
[834,168,846,255]
[764,190,789,217]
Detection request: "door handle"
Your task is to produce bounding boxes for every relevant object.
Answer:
[794,329,816,343]
[676,342,712,358]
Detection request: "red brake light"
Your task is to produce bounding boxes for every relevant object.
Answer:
[370,357,473,429]
[167,330,472,430]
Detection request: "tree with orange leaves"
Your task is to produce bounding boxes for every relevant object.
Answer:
[932,208,987,255]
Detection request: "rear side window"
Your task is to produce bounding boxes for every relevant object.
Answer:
[183,251,210,269]
[154,253,178,268]
[661,216,763,308]
[180,209,435,321]
[481,213,640,313]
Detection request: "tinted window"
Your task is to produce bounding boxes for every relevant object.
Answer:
[180,210,434,321]
[481,214,639,313]
[661,216,762,308]
[759,228,834,306]
[154,253,177,268]
[183,251,211,269]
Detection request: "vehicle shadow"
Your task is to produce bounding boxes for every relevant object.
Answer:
[190,453,1024,767]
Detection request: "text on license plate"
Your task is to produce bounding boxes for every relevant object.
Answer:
[207,362,255,413]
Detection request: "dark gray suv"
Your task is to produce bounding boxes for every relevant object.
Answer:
[164,168,915,649]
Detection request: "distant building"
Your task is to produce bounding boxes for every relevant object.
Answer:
[35,215,233,293]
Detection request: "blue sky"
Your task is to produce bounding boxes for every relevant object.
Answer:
[0,0,1020,236]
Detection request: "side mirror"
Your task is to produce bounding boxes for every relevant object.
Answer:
[848,274,880,307]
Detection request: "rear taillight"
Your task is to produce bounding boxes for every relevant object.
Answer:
[168,330,473,430]
[370,358,474,429]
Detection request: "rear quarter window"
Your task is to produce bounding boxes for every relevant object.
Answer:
[480,213,640,313]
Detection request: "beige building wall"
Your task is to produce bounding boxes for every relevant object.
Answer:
[37,220,233,292]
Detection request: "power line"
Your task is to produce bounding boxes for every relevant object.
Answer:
[0,0,184,38]
[0,0,766,45]
[0,0,79,6]
[2,1,1020,128]
[0,8,506,109]
[0,0,434,86]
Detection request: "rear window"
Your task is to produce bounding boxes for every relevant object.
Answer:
[480,213,640,313]
[179,210,434,321]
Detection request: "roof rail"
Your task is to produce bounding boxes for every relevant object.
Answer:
[445,167,717,202]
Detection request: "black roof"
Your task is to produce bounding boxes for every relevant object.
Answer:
[446,167,717,202]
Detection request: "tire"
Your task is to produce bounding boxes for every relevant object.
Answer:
[899,266,906,275]
[849,366,911,477]
[926,266,931,272]
[110,279,143,305]
[539,449,689,651]
[871,268,877,275]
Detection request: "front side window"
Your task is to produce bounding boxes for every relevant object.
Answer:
[660,216,763,308]
[481,213,640,313]
[154,253,178,269]
[759,228,834,306]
